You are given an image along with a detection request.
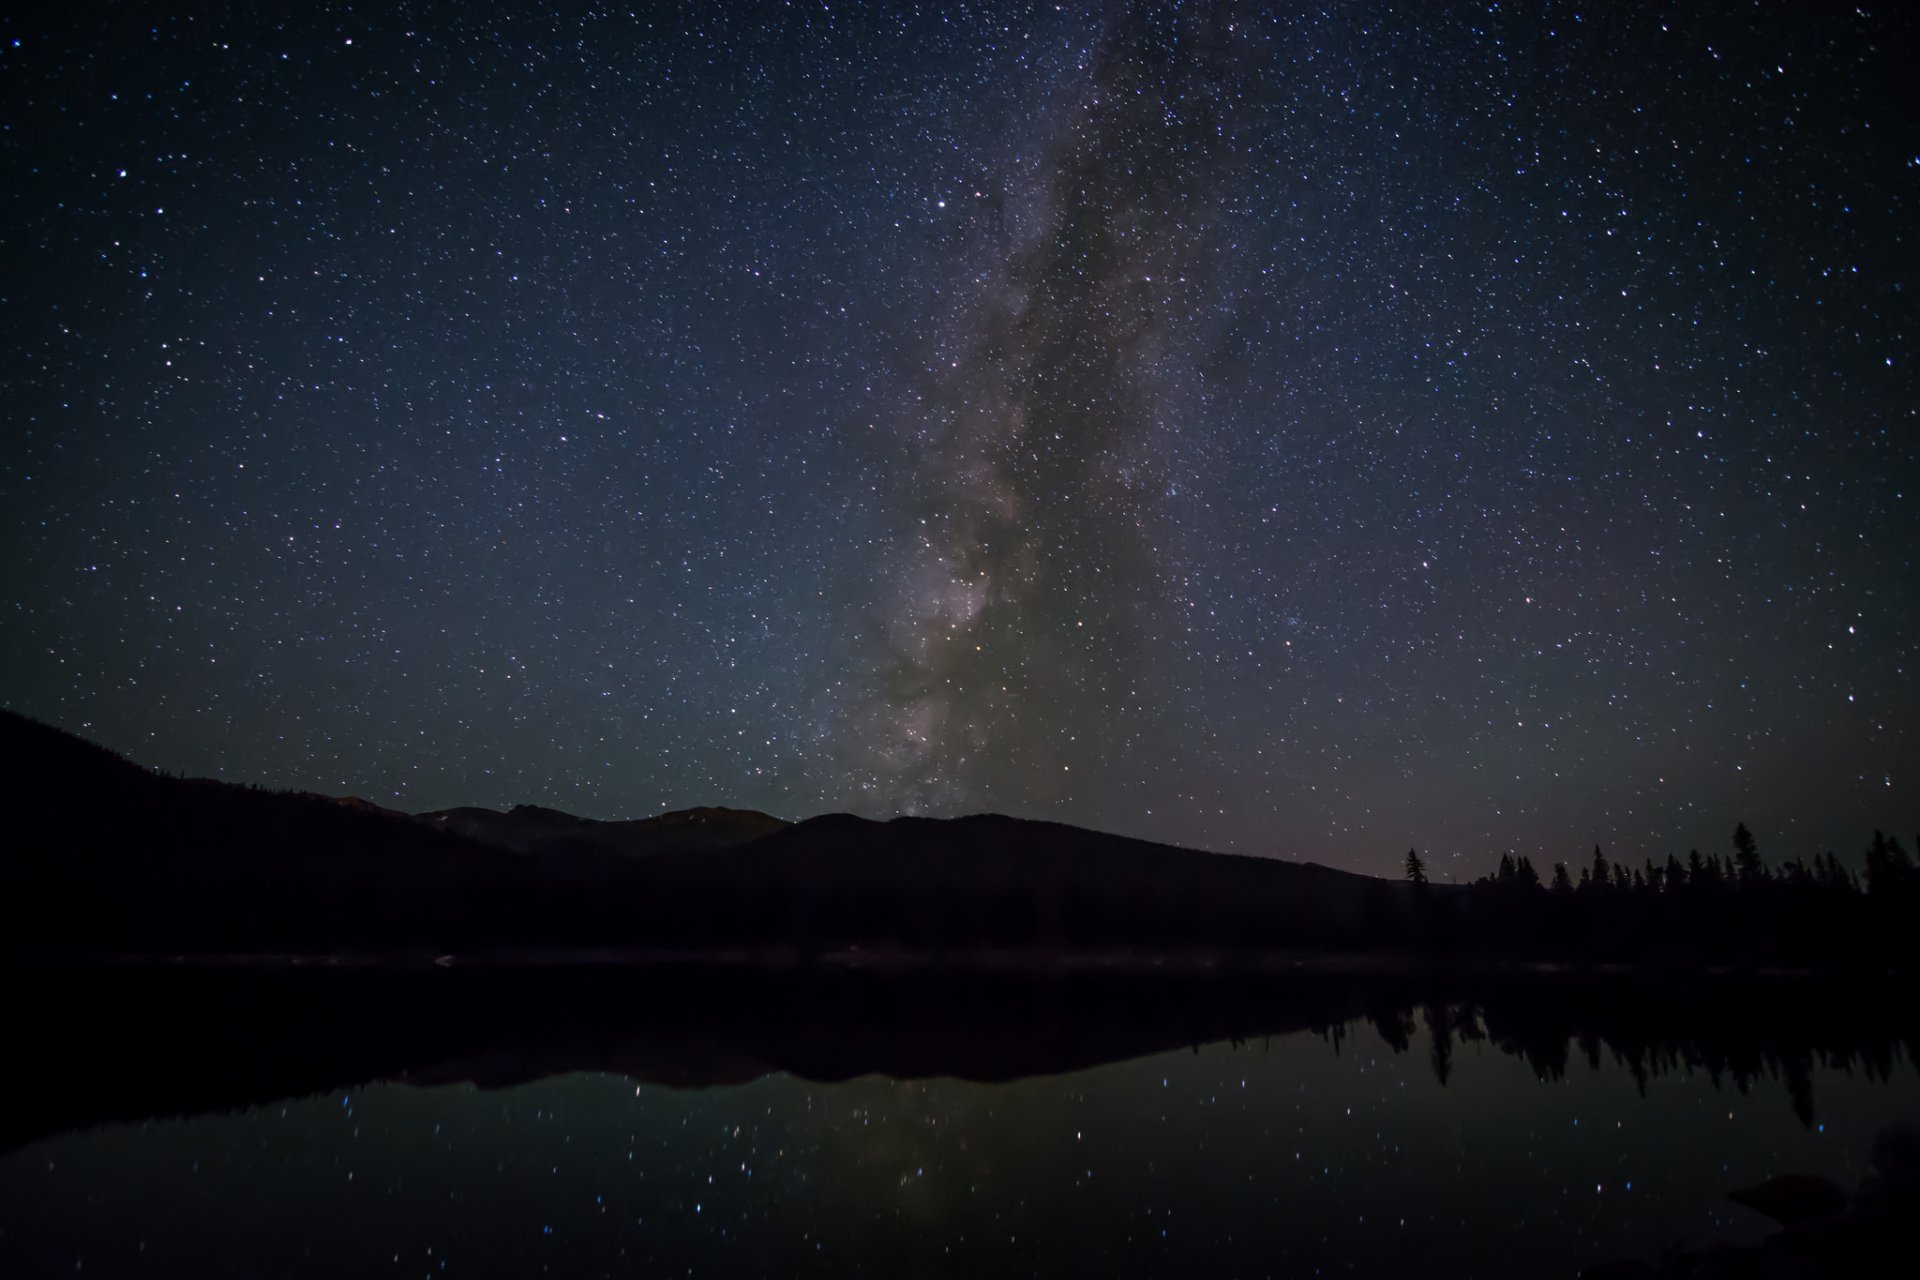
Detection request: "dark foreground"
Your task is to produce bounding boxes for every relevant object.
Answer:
[2,963,1916,1279]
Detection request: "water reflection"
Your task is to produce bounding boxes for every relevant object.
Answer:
[1,965,1915,1277]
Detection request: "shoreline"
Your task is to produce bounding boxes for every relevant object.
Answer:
[5,947,1882,980]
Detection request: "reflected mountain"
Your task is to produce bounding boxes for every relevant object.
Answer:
[4,963,1914,1154]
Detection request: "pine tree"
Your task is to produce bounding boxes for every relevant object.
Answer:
[1404,848,1429,887]
[1869,833,1915,896]
[1733,822,1763,885]
[1866,831,1890,895]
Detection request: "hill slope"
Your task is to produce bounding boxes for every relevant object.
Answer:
[418,802,787,856]
[0,710,1398,958]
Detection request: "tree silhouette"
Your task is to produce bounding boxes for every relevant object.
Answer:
[1733,822,1763,885]
[1865,830,1915,898]
[1404,848,1429,887]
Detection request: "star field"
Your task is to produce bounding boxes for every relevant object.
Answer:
[1,3,1914,875]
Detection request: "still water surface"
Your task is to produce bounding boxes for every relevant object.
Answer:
[3,995,1915,1278]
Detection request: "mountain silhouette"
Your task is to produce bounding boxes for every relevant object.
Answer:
[3,709,1910,968]
[417,801,787,856]
[0,709,1395,959]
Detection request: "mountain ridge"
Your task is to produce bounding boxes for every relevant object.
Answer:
[0,709,1382,959]
[415,800,789,857]
[7,709,1905,970]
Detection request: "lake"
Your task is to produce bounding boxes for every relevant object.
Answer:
[1,965,1914,1277]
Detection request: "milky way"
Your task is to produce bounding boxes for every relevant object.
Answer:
[1,3,1914,875]
[843,6,1253,810]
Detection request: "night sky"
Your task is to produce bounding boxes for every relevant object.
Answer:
[2,3,1914,877]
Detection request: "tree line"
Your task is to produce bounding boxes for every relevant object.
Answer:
[1394,824,1919,966]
